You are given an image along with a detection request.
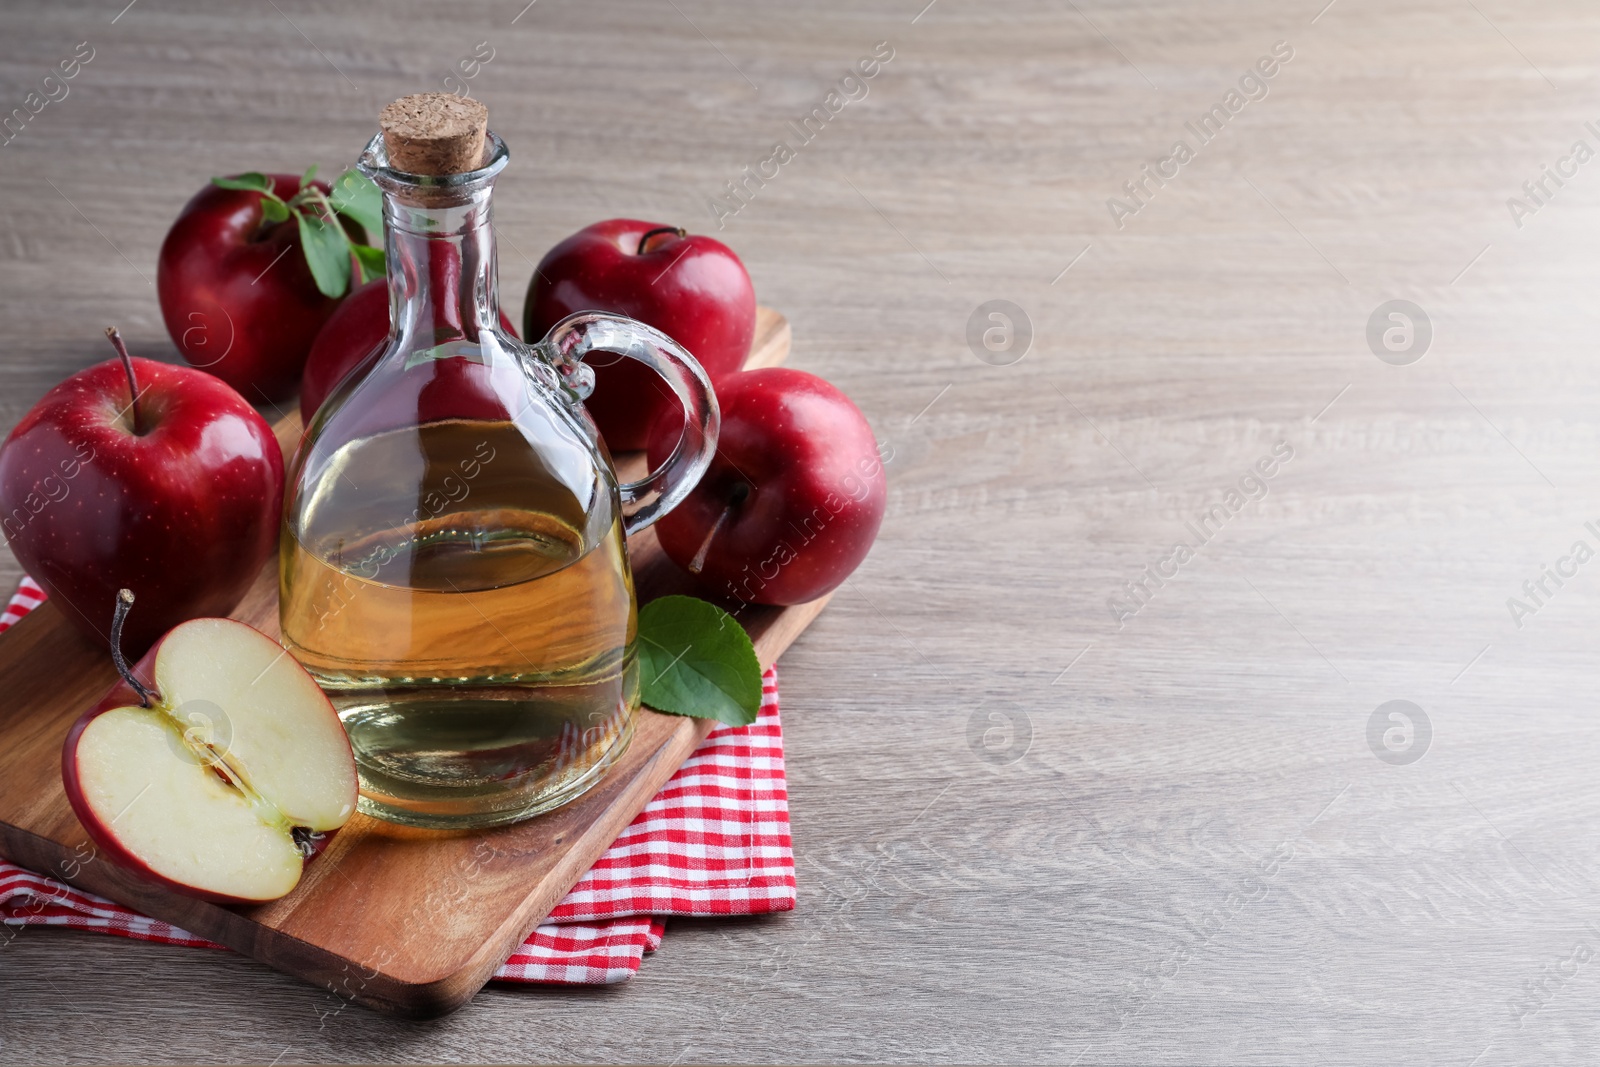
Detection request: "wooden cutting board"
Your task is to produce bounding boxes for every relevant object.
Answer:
[0,308,827,1018]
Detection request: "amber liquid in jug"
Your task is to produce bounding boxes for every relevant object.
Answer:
[279,416,639,828]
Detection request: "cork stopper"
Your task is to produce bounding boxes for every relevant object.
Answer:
[379,93,488,176]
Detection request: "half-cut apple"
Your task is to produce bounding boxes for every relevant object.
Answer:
[62,616,357,904]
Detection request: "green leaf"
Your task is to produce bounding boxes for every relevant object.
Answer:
[351,243,386,284]
[637,595,762,726]
[259,198,290,225]
[295,209,352,299]
[329,169,384,243]
[301,162,319,188]
[212,172,273,192]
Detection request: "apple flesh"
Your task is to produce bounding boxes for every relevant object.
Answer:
[0,331,284,656]
[524,219,755,450]
[648,368,887,605]
[62,615,358,904]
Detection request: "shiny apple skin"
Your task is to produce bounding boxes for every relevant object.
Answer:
[523,218,755,450]
[59,623,342,906]
[299,277,521,424]
[158,174,354,403]
[648,368,886,605]
[0,358,283,655]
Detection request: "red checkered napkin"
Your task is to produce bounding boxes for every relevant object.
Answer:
[0,577,793,985]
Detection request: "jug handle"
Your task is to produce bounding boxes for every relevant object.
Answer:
[538,312,720,536]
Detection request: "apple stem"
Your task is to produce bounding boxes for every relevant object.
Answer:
[687,482,750,575]
[636,226,686,255]
[104,328,144,435]
[110,589,156,708]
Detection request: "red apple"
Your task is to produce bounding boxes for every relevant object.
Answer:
[0,329,284,655]
[158,173,362,403]
[648,368,886,605]
[300,277,520,424]
[524,219,755,450]
[62,595,357,904]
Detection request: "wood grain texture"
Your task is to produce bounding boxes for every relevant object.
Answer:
[0,309,820,1019]
[4,0,1600,1061]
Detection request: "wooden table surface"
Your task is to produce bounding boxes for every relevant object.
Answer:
[4,0,1600,1062]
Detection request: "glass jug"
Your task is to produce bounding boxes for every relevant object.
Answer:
[279,130,718,829]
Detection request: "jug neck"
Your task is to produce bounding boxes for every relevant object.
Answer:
[386,189,499,355]
[357,130,510,361]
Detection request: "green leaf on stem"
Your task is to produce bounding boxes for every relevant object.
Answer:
[211,172,274,193]
[636,595,762,726]
[329,169,384,244]
[259,198,290,225]
[351,243,386,284]
[301,163,319,189]
[296,210,352,299]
